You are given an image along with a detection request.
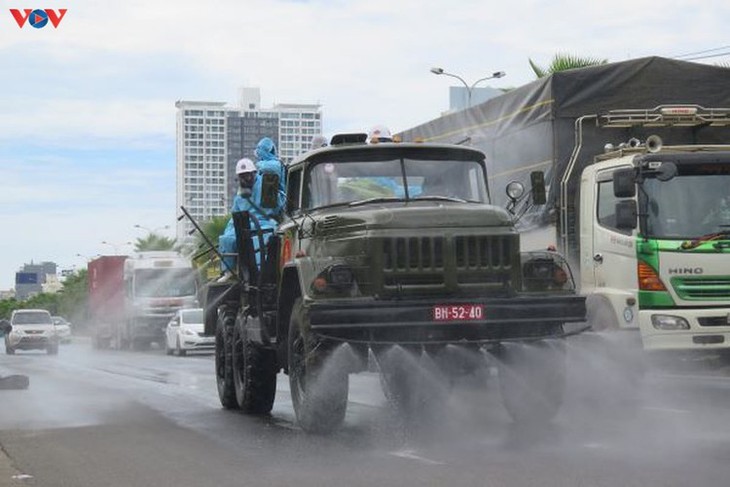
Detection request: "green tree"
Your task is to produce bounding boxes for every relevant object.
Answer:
[56,269,88,327]
[529,53,608,78]
[191,215,230,265]
[23,292,60,315]
[134,232,177,252]
[0,298,20,320]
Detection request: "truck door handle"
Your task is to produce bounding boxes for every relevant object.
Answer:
[593,253,603,264]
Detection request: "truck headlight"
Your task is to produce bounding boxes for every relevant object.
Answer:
[311,264,356,294]
[651,314,690,330]
[521,252,574,292]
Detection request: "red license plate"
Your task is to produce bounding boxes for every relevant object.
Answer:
[433,304,484,322]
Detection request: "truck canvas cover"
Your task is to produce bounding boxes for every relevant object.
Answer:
[399,57,730,226]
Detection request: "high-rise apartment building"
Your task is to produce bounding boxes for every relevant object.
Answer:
[225,111,279,201]
[175,101,228,241]
[176,89,322,242]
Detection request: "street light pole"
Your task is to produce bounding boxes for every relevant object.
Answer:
[430,67,506,108]
[100,241,132,254]
[134,224,170,235]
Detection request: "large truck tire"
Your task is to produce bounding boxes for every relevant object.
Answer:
[231,319,277,414]
[288,298,348,433]
[215,309,239,409]
[497,339,567,424]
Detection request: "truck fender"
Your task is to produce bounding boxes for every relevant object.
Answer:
[585,293,619,331]
[276,264,303,370]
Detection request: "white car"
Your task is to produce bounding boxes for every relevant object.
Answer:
[165,308,213,356]
[6,309,59,355]
[51,316,72,343]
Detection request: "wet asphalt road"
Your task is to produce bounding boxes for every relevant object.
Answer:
[2,338,730,486]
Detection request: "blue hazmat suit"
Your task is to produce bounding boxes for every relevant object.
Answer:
[218,139,286,271]
[254,137,286,193]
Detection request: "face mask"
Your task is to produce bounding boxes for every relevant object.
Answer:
[238,172,255,192]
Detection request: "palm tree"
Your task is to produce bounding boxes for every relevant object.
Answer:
[134,233,177,252]
[185,215,229,262]
[529,53,608,78]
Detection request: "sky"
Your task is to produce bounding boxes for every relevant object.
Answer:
[1,0,729,289]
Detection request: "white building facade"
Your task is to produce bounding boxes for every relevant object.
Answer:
[175,101,228,242]
[175,90,322,242]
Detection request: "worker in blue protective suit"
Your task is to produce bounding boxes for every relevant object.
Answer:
[254,136,286,194]
[218,156,285,277]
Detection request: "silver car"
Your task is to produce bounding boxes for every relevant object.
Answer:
[6,309,59,355]
[52,316,72,344]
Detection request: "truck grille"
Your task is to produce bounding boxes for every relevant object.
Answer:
[672,276,730,300]
[383,237,445,271]
[377,235,516,296]
[455,236,512,270]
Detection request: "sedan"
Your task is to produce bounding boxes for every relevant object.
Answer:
[52,316,72,344]
[165,308,213,356]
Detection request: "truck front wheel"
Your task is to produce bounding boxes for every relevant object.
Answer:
[288,298,348,433]
[215,309,239,409]
[497,339,566,424]
[231,317,277,414]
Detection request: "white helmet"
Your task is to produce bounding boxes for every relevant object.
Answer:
[368,125,392,143]
[310,135,328,150]
[235,158,256,175]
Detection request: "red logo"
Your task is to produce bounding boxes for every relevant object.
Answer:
[10,9,67,28]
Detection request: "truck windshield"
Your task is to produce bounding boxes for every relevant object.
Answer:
[304,158,489,209]
[641,165,730,239]
[134,269,196,298]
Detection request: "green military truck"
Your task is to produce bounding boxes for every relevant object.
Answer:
[199,134,586,433]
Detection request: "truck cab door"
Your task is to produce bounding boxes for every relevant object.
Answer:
[588,168,639,328]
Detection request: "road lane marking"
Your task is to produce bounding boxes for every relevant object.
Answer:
[642,406,691,414]
[389,449,445,465]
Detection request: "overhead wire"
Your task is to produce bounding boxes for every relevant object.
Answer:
[671,45,730,59]
[681,51,730,62]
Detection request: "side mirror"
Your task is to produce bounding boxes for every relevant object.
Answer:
[530,171,547,205]
[0,319,11,334]
[260,173,280,209]
[615,200,638,230]
[613,168,636,198]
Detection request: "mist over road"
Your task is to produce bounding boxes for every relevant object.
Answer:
[2,338,730,486]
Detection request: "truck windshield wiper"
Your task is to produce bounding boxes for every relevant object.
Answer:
[348,197,405,207]
[411,195,470,204]
[680,228,730,249]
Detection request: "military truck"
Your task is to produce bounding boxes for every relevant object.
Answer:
[197,135,586,432]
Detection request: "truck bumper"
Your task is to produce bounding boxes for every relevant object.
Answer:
[639,308,730,351]
[306,294,586,345]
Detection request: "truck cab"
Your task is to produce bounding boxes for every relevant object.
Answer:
[123,251,198,350]
[580,149,730,351]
